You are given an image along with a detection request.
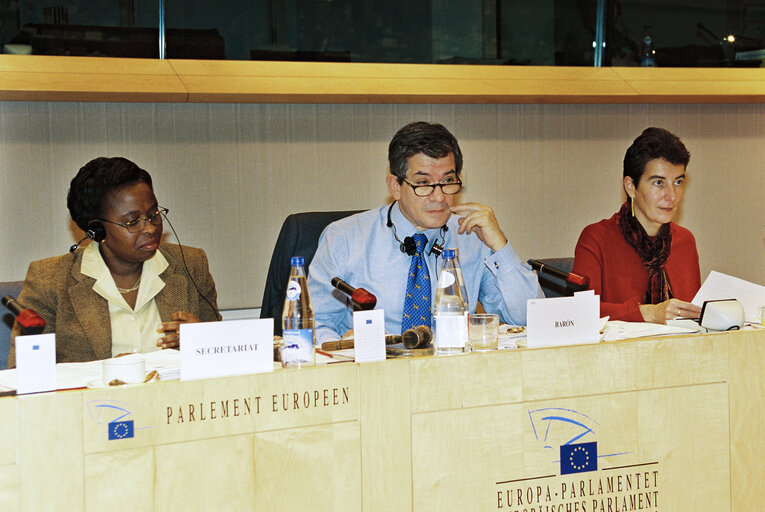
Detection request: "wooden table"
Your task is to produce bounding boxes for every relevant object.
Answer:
[0,328,761,511]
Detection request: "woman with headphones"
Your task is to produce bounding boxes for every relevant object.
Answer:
[8,157,220,367]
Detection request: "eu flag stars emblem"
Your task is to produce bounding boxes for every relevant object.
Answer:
[108,420,135,440]
[560,441,597,474]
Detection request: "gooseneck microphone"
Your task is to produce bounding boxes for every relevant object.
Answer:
[527,259,590,292]
[1,295,46,335]
[330,277,378,311]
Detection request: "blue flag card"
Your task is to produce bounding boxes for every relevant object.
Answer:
[16,333,56,394]
[353,309,386,362]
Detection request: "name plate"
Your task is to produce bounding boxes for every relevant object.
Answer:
[526,291,600,348]
[180,319,274,381]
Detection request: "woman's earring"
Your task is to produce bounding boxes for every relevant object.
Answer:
[631,197,635,217]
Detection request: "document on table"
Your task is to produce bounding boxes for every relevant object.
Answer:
[693,271,765,323]
[602,320,698,342]
[0,349,183,392]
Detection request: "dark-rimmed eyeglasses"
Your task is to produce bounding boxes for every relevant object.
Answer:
[98,207,168,233]
[403,179,462,197]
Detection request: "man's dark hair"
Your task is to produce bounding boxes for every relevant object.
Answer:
[67,157,153,231]
[388,121,463,182]
[623,127,690,187]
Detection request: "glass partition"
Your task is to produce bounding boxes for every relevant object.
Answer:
[2,0,763,67]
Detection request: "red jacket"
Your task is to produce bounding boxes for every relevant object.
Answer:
[573,212,701,321]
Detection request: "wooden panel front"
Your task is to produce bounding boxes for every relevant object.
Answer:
[0,330,761,510]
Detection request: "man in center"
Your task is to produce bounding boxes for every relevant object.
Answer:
[307,121,542,343]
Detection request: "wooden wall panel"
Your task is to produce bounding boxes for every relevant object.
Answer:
[0,102,763,309]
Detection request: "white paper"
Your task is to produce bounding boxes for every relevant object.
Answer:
[602,320,697,341]
[56,362,103,389]
[353,309,386,362]
[180,319,274,381]
[526,294,600,348]
[316,349,355,364]
[15,333,56,394]
[693,271,765,323]
[497,325,525,350]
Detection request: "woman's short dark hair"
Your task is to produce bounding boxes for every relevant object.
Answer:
[623,127,690,187]
[388,121,463,182]
[67,157,153,231]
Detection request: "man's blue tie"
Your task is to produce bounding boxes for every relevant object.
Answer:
[401,234,431,333]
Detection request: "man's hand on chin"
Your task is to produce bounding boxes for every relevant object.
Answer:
[451,203,508,252]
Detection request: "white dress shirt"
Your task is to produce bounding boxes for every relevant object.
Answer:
[80,242,167,356]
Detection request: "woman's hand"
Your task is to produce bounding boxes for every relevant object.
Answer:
[639,299,702,324]
[156,311,201,349]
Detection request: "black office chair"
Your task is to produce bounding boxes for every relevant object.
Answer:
[530,258,577,298]
[1,280,25,369]
[261,210,363,335]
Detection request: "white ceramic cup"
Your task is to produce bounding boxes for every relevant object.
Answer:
[102,353,146,385]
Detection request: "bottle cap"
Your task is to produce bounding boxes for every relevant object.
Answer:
[290,256,305,266]
[442,249,455,259]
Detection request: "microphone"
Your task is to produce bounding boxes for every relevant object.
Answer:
[1,295,46,335]
[401,324,432,349]
[527,259,590,292]
[320,326,433,351]
[70,235,88,253]
[330,277,378,311]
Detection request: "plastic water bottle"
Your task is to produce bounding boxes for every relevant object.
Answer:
[432,249,467,355]
[454,248,470,348]
[281,256,315,367]
[453,248,469,312]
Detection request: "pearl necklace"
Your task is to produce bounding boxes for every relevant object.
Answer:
[117,277,141,294]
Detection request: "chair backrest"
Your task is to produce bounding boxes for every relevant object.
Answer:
[0,281,25,369]
[534,258,576,298]
[261,210,363,335]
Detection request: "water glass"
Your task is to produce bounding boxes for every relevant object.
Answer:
[468,313,499,352]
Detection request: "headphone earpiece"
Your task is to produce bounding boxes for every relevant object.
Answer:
[86,221,106,243]
[401,236,417,256]
[429,240,444,257]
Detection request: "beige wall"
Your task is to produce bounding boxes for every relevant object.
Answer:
[1,101,763,309]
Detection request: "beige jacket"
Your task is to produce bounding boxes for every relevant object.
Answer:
[9,243,219,367]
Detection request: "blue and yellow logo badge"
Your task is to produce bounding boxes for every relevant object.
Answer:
[560,441,597,474]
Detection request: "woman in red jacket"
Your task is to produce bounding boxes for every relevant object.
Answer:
[573,127,702,323]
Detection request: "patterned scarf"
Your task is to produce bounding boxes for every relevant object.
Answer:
[618,201,673,304]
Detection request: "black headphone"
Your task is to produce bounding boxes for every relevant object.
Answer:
[67,210,220,319]
[87,220,107,243]
[70,220,106,253]
[386,201,447,257]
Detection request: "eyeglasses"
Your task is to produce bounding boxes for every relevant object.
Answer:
[403,179,462,197]
[99,207,168,233]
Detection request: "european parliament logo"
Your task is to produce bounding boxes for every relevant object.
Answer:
[560,441,597,475]
[108,420,135,440]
